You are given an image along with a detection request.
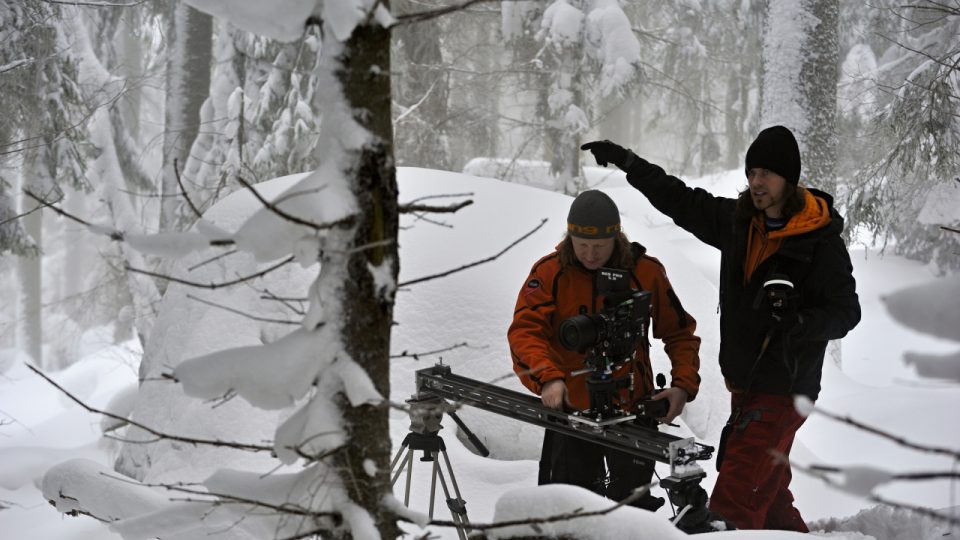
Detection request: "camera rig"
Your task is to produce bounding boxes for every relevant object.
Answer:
[409,363,728,534]
[558,267,655,426]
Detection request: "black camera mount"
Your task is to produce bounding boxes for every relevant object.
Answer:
[408,363,732,533]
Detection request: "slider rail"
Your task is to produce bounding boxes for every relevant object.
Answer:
[415,364,713,466]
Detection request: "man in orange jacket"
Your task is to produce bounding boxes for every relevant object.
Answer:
[581,126,861,531]
[508,190,701,510]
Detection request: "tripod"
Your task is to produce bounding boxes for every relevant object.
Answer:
[390,394,485,540]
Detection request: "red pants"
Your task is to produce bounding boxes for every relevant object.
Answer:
[708,392,809,532]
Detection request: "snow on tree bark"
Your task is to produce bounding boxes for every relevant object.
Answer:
[334,20,401,538]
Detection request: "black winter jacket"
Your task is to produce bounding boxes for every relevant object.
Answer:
[625,158,861,400]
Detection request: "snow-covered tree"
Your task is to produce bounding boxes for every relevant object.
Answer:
[841,1,960,271]
[0,0,89,368]
[760,0,840,192]
[504,0,643,194]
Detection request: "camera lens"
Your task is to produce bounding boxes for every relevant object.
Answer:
[559,314,600,352]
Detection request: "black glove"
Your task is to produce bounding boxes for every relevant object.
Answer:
[580,140,635,170]
[773,303,805,340]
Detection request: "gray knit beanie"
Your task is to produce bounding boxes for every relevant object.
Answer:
[567,190,621,238]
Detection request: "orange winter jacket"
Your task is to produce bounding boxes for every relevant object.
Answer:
[508,243,701,411]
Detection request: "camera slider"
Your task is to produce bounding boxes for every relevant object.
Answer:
[412,364,731,533]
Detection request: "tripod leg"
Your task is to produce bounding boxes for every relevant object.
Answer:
[433,455,469,540]
[389,445,414,506]
[404,448,415,507]
[389,442,408,472]
[428,451,440,519]
[440,449,470,524]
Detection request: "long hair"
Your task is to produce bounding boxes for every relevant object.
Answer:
[558,231,634,270]
[735,184,806,221]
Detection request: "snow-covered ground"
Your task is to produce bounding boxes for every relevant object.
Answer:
[1,167,958,539]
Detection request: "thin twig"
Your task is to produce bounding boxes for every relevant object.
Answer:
[399,218,548,287]
[41,0,146,6]
[236,176,355,232]
[392,0,497,26]
[187,249,239,272]
[399,200,473,214]
[186,294,300,325]
[941,226,960,234]
[24,189,123,240]
[423,484,653,532]
[25,364,274,453]
[125,255,295,290]
[391,342,469,360]
[0,205,43,228]
[811,405,960,460]
[795,461,960,527]
[174,158,203,220]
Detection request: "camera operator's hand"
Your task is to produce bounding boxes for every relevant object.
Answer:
[541,379,571,410]
[772,302,805,340]
[651,387,689,424]
[580,140,635,171]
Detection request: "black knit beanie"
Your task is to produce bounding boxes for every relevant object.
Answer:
[745,125,801,185]
[567,190,621,238]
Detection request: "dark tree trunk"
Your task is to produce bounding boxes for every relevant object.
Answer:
[335,21,400,539]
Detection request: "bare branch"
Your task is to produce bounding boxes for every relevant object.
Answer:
[186,294,300,326]
[392,0,497,26]
[399,200,473,214]
[794,461,960,527]
[0,205,44,228]
[811,405,960,460]
[187,249,239,272]
[174,158,203,220]
[941,226,960,234]
[25,364,275,453]
[125,256,295,290]
[236,176,355,232]
[40,0,147,6]
[399,218,548,287]
[422,483,653,532]
[391,342,470,360]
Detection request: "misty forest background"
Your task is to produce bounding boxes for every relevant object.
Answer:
[0,0,958,537]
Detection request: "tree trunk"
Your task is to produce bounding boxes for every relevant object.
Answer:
[761,0,838,191]
[799,0,839,191]
[334,22,400,539]
[161,2,212,231]
[18,159,43,368]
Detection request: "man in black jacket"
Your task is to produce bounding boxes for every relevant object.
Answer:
[581,126,860,531]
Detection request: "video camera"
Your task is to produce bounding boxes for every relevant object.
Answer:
[558,267,651,365]
[557,268,653,423]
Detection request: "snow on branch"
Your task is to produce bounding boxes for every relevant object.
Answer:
[26,365,274,454]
